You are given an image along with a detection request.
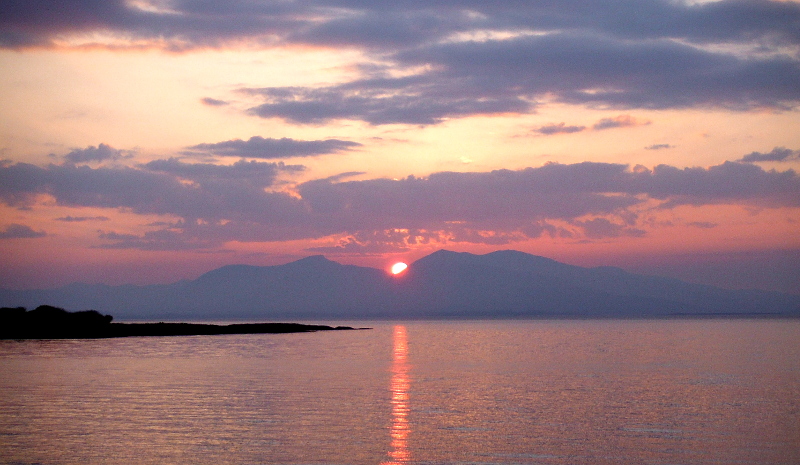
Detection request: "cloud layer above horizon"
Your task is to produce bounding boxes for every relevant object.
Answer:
[2,151,797,251]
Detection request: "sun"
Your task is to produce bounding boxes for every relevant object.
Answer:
[390,262,408,275]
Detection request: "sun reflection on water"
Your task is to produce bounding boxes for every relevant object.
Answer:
[383,325,410,465]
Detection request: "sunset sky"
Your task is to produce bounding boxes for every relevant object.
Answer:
[1,0,799,293]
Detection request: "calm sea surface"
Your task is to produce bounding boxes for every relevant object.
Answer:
[1,319,798,465]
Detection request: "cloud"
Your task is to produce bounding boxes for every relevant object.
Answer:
[186,136,361,159]
[645,144,674,150]
[592,115,649,130]
[246,29,800,125]
[306,230,426,255]
[534,116,649,136]
[0,160,306,228]
[297,166,642,233]
[738,147,800,163]
[62,143,134,163]
[243,79,530,125]
[0,0,305,50]
[395,31,800,118]
[6,1,799,52]
[1,159,798,249]
[289,8,466,50]
[142,158,304,186]
[95,229,214,251]
[687,221,718,229]
[573,218,645,239]
[200,97,229,107]
[637,162,800,209]
[0,223,46,239]
[4,2,798,122]
[534,123,586,135]
[55,215,110,222]
[295,161,800,245]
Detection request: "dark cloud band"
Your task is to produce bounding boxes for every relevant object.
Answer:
[0,223,46,239]
[738,147,800,163]
[4,1,799,121]
[186,136,361,159]
[2,152,798,249]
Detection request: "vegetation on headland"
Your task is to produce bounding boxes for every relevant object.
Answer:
[0,305,359,340]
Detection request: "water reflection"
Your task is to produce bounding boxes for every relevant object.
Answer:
[383,325,410,464]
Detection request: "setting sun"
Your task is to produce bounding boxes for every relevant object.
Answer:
[391,262,408,275]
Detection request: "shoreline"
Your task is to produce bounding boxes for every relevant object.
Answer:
[0,321,365,341]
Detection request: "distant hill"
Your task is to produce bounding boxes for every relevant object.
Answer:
[1,250,798,319]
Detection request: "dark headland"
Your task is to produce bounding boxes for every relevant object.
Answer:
[0,305,361,340]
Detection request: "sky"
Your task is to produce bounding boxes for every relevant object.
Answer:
[1,0,799,294]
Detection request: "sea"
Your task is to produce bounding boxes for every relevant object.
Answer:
[1,319,798,465]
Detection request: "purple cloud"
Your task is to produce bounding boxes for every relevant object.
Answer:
[246,30,800,125]
[5,1,799,52]
[592,115,649,130]
[200,97,229,107]
[1,158,797,250]
[142,158,304,186]
[0,223,46,239]
[244,80,529,125]
[738,147,800,163]
[55,216,110,222]
[534,123,586,135]
[3,2,798,122]
[186,136,361,159]
[687,221,718,229]
[62,144,133,163]
[573,218,645,239]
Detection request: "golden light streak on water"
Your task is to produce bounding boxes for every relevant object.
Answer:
[383,325,411,464]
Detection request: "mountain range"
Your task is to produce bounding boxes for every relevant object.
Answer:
[2,250,798,319]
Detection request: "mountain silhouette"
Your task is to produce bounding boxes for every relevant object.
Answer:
[1,250,797,319]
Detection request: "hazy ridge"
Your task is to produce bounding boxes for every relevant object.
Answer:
[1,250,798,319]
